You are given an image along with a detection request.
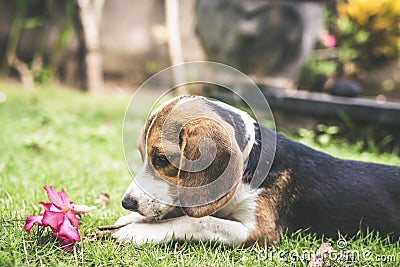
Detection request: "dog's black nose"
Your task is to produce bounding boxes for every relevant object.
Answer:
[122,196,139,211]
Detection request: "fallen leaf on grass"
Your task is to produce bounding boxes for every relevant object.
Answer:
[308,242,333,267]
[73,204,97,215]
[174,242,182,253]
[94,192,110,205]
[95,224,128,239]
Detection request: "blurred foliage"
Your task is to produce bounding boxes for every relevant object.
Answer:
[299,0,400,91]
[336,0,400,72]
[298,124,339,147]
[297,123,397,154]
[298,58,337,91]
[1,0,77,85]
[32,66,53,85]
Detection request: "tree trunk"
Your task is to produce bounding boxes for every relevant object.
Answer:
[1,1,33,89]
[165,0,186,95]
[12,57,34,89]
[76,0,105,92]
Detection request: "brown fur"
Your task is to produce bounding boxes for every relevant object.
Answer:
[178,118,242,217]
[246,170,294,246]
[144,98,243,218]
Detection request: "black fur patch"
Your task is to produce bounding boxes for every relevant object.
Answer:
[206,100,249,151]
[242,123,261,183]
[253,122,400,240]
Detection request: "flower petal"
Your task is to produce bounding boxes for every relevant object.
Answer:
[43,186,72,210]
[65,210,80,227]
[39,202,54,212]
[73,204,97,215]
[49,204,62,213]
[42,211,65,231]
[59,188,73,206]
[24,214,44,233]
[56,216,80,242]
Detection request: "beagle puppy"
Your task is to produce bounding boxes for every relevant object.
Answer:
[112,95,400,246]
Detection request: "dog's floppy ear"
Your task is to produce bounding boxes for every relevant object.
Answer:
[177,117,243,217]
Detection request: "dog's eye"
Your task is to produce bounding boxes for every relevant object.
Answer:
[152,154,170,168]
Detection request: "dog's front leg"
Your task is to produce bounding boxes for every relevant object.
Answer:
[113,212,147,226]
[112,215,251,245]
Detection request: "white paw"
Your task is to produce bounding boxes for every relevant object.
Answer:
[112,222,173,245]
[114,212,146,226]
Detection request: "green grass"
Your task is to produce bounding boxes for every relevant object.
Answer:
[0,82,399,266]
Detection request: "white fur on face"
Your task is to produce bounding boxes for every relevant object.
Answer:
[123,163,176,218]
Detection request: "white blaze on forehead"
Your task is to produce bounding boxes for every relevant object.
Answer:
[150,95,193,117]
[145,96,197,144]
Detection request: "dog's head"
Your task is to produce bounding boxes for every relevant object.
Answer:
[122,96,256,219]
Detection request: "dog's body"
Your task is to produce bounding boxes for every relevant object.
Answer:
[113,95,400,246]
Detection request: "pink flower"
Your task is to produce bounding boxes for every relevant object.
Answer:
[24,186,96,251]
[320,31,336,48]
